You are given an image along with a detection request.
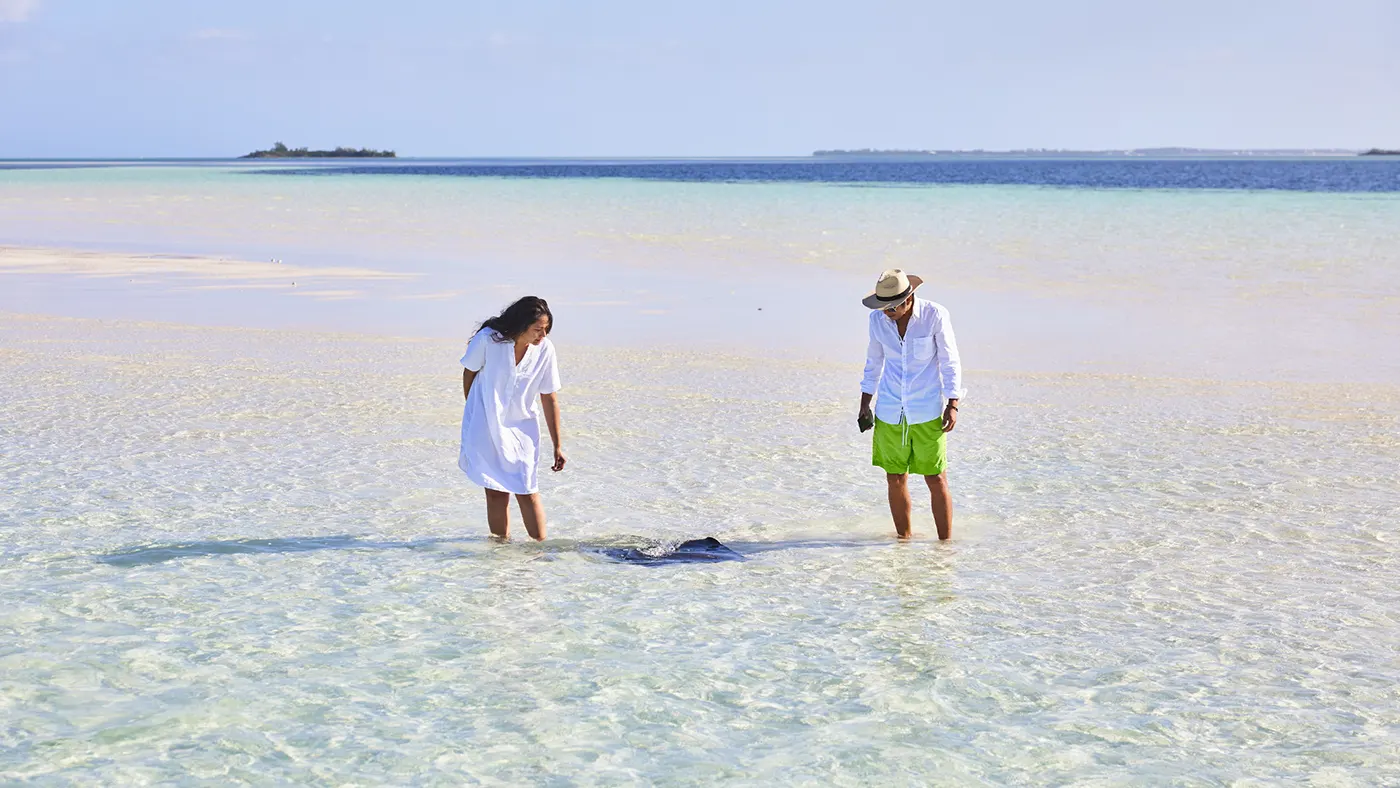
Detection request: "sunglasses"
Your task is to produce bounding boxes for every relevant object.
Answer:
[882,302,907,315]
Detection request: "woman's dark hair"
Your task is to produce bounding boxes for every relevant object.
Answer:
[480,296,553,342]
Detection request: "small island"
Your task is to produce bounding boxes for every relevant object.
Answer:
[1360,148,1400,156]
[241,142,396,159]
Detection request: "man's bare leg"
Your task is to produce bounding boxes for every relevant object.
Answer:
[887,473,913,539]
[925,472,952,541]
[516,493,547,541]
[485,488,511,538]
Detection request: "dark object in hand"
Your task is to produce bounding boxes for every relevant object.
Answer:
[858,413,874,432]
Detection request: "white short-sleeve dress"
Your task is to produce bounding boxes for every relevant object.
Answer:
[458,328,562,495]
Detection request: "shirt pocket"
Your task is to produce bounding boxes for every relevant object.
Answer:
[908,332,937,363]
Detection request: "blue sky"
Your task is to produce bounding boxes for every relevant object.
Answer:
[1,0,1396,157]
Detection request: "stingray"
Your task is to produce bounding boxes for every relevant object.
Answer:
[590,537,745,565]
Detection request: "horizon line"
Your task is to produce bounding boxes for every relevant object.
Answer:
[0,147,1381,163]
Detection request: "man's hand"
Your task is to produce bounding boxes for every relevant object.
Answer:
[858,404,874,433]
[942,400,958,433]
[552,447,567,472]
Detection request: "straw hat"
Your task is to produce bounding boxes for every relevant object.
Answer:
[862,268,924,310]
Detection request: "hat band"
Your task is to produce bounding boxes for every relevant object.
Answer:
[876,286,911,304]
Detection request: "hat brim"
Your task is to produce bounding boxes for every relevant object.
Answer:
[862,275,924,310]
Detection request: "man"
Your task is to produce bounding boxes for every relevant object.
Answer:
[859,269,964,540]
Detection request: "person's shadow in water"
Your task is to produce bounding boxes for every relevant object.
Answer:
[96,534,893,568]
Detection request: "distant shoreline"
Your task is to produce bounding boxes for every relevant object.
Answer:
[812,148,1362,158]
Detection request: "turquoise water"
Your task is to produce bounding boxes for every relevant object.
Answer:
[2,166,1399,783]
[3,165,1397,378]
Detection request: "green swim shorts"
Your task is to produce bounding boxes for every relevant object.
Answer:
[872,417,946,476]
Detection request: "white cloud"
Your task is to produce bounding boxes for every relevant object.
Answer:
[0,0,38,24]
[487,31,524,49]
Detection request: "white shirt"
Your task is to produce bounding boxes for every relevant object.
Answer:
[861,297,965,425]
[458,328,562,495]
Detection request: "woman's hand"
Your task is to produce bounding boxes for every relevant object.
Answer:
[540,392,564,471]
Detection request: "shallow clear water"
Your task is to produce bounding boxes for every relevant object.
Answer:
[2,165,1400,783]
[3,315,1398,784]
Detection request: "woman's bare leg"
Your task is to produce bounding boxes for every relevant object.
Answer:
[485,488,511,538]
[516,493,546,541]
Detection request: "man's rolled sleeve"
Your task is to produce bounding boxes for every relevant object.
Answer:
[935,305,965,400]
[861,316,884,395]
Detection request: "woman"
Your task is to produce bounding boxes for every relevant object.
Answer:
[459,296,565,540]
